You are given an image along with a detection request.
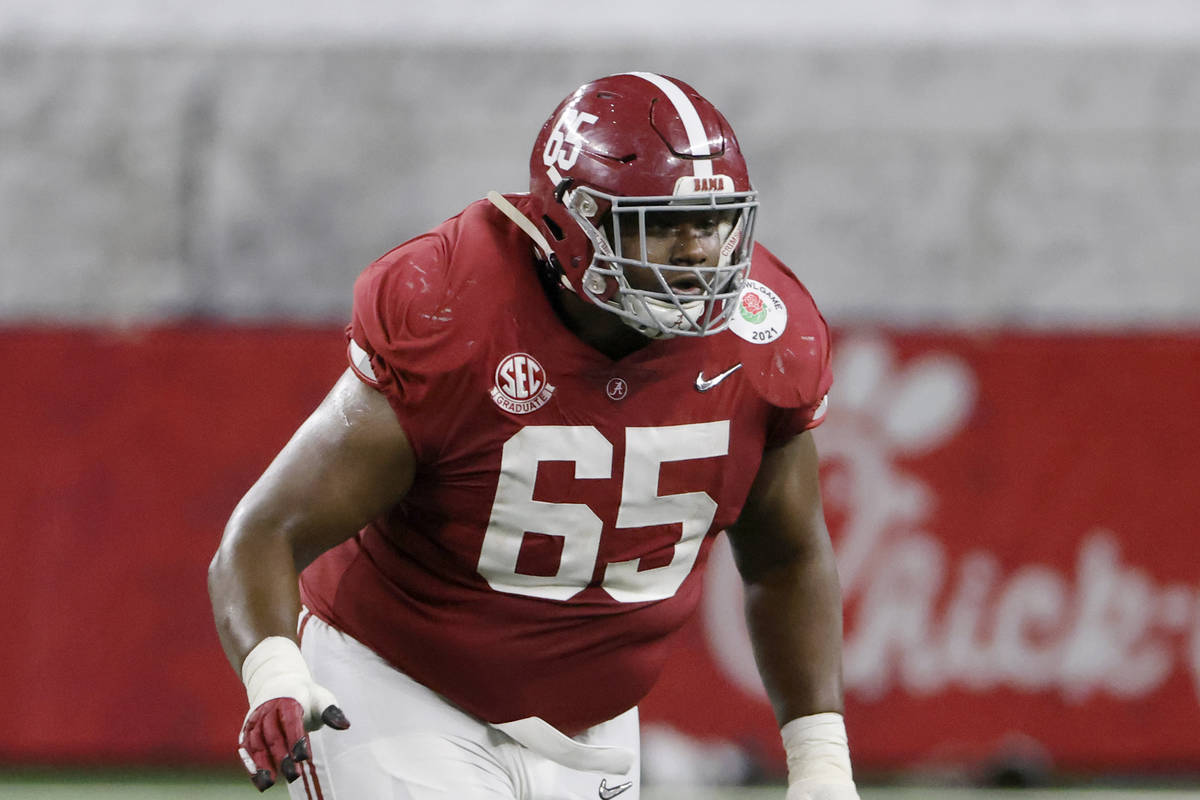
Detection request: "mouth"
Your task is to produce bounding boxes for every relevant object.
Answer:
[667,276,705,296]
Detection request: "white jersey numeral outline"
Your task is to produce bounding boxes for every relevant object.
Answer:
[478,422,730,602]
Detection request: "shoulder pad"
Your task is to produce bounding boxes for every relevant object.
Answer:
[728,245,832,411]
[348,201,509,394]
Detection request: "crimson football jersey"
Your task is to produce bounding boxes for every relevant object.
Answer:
[298,194,832,734]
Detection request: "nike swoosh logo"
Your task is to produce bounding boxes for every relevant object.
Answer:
[695,363,742,392]
[599,778,634,800]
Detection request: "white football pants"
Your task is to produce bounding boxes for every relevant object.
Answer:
[288,611,641,800]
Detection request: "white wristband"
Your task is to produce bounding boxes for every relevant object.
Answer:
[240,636,313,710]
[781,712,854,786]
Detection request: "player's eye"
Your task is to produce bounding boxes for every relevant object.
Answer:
[644,216,675,236]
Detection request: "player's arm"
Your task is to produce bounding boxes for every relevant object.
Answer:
[207,368,415,790]
[727,430,858,800]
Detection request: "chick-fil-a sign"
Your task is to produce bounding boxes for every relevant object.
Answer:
[660,332,1200,773]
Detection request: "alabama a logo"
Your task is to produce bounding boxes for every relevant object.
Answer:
[491,352,555,414]
[729,279,788,344]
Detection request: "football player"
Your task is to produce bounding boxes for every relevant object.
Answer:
[209,72,858,800]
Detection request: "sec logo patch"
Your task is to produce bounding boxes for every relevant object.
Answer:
[491,352,555,414]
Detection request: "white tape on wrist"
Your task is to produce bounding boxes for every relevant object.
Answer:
[781,712,855,786]
[241,636,313,710]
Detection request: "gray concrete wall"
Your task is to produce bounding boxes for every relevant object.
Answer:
[3,38,1199,325]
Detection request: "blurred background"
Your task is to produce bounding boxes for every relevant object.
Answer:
[2,0,1198,797]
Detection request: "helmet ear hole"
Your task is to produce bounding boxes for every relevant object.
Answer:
[542,215,565,241]
[553,178,575,204]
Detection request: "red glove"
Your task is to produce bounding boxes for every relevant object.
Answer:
[236,637,351,791]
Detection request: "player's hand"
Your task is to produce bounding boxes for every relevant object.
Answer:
[236,637,351,792]
[785,780,860,800]
[238,697,349,791]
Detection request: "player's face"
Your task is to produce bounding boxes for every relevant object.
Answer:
[615,209,734,295]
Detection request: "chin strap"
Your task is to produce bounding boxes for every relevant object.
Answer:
[486,191,574,291]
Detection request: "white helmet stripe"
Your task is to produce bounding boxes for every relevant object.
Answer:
[623,72,714,179]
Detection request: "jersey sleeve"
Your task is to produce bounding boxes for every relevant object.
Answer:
[345,231,479,458]
[762,314,832,446]
[737,246,834,447]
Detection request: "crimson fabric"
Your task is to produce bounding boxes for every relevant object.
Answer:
[300,196,830,734]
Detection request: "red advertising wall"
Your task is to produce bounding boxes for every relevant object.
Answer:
[1,326,1197,772]
[650,333,1200,775]
[0,326,346,765]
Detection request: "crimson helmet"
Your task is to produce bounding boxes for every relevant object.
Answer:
[523,72,758,338]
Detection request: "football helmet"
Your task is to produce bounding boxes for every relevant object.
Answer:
[523,72,758,338]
